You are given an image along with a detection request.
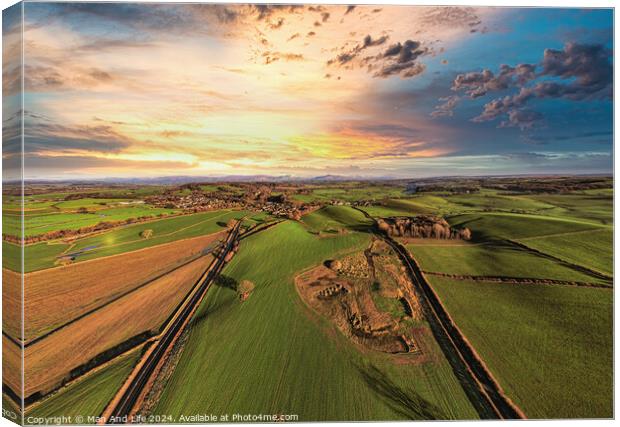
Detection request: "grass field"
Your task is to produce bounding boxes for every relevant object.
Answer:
[24,253,214,397]
[19,232,225,341]
[447,212,604,241]
[430,276,612,418]
[516,228,612,276]
[4,209,248,272]
[155,210,478,420]
[407,241,606,284]
[3,200,178,237]
[301,205,373,233]
[26,350,140,423]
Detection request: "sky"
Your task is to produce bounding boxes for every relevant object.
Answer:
[2,3,614,180]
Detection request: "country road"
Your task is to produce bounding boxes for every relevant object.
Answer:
[101,221,243,424]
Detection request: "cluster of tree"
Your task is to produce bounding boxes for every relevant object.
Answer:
[377,216,471,240]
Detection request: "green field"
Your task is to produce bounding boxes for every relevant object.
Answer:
[26,351,140,422]
[516,229,613,276]
[430,277,612,418]
[301,205,373,233]
[7,209,250,272]
[447,212,604,241]
[407,241,607,284]
[155,209,478,420]
[292,185,406,203]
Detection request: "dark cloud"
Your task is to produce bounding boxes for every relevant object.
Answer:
[327,34,389,66]
[252,4,303,21]
[539,42,612,99]
[307,31,316,37]
[373,40,428,78]
[449,42,612,132]
[452,63,536,98]
[344,6,356,15]
[321,12,330,22]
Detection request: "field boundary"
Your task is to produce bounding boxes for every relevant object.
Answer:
[23,248,221,347]
[422,271,612,289]
[22,229,228,275]
[508,239,613,282]
[100,222,243,423]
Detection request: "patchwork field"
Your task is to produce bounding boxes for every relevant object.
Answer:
[429,277,613,418]
[155,210,478,420]
[5,209,247,272]
[2,179,613,421]
[24,253,214,397]
[18,231,225,342]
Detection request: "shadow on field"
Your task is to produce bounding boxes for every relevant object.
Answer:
[191,295,237,327]
[356,364,445,420]
[215,274,238,291]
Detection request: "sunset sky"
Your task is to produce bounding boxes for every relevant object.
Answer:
[2,3,613,180]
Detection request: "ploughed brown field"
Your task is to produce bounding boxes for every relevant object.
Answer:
[3,335,21,395]
[11,231,226,342]
[24,253,215,397]
[3,268,21,339]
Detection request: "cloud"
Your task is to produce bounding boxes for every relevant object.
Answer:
[262,51,305,64]
[373,40,428,78]
[327,36,428,79]
[327,34,389,66]
[449,42,612,131]
[431,95,459,117]
[420,7,482,30]
[24,65,116,92]
[452,63,536,98]
[498,109,543,130]
[344,6,356,15]
[539,42,612,99]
